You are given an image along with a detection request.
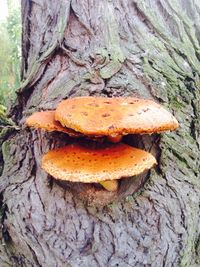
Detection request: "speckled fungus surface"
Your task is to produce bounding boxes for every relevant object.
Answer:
[55,96,179,137]
[41,143,157,185]
[26,110,81,137]
[26,96,178,197]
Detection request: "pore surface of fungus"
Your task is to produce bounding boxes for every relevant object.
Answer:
[41,143,156,183]
[55,96,179,137]
[26,111,81,137]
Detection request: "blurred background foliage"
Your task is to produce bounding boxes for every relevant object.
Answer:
[0,0,21,106]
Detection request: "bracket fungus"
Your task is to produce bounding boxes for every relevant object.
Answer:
[41,143,157,190]
[26,96,179,202]
[55,97,179,137]
[26,110,81,137]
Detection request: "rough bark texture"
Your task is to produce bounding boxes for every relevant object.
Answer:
[1,0,200,266]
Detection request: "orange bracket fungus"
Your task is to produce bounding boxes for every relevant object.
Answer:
[26,110,81,137]
[26,96,179,204]
[55,97,179,137]
[41,143,156,190]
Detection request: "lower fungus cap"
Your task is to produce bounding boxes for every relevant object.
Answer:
[41,143,157,183]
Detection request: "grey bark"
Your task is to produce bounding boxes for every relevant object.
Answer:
[0,0,200,266]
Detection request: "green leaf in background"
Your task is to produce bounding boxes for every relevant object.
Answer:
[0,0,21,105]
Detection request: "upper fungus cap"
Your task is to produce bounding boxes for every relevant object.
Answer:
[41,143,157,183]
[25,110,81,137]
[55,96,179,136]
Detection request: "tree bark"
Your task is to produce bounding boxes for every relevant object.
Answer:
[1,0,200,266]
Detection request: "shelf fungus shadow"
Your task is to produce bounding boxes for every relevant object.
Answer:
[54,171,149,206]
[26,96,179,205]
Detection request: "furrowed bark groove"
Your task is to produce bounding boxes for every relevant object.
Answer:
[1,0,200,266]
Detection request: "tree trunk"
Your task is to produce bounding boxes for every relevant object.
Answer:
[1,0,200,266]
